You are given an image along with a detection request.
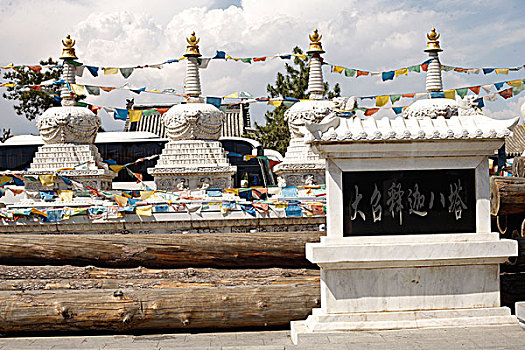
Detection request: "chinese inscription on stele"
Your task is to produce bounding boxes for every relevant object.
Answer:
[342,169,476,236]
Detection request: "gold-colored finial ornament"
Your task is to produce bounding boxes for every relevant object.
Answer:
[307,28,325,54]
[425,27,442,52]
[185,31,202,57]
[60,35,78,60]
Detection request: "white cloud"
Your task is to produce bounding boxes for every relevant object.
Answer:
[0,0,524,135]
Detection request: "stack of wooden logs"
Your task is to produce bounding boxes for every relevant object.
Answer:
[0,232,323,333]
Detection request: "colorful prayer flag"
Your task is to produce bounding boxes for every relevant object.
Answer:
[376,95,389,107]
[103,67,119,75]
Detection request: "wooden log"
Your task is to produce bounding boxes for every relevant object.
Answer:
[0,232,323,269]
[0,265,319,291]
[490,176,525,216]
[0,277,320,333]
[512,157,525,177]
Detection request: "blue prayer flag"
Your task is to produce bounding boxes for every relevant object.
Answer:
[114,108,128,120]
[483,68,495,75]
[494,82,505,90]
[86,66,99,77]
[206,97,222,108]
[430,92,445,98]
[213,51,226,59]
[382,71,395,81]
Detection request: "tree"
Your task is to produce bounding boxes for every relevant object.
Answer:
[247,47,340,155]
[2,58,63,121]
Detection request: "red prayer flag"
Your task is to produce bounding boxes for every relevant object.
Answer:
[468,86,481,94]
[157,108,169,115]
[364,108,380,116]
[402,93,416,98]
[421,64,428,72]
[356,70,369,77]
[268,159,281,171]
[454,68,468,73]
[28,65,42,74]
[29,85,42,91]
[90,105,102,114]
[499,88,513,99]
[134,172,143,183]
[253,57,266,62]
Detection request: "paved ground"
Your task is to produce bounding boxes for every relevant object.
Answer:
[0,325,524,349]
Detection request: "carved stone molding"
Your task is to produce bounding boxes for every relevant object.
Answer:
[162,103,224,140]
[36,107,100,144]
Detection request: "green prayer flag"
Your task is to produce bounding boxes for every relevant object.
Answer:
[69,60,84,67]
[120,67,134,79]
[442,65,454,72]
[142,109,157,116]
[344,68,356,77]
[283,101,295,108]
[456,88,468,99]
[75,102,88,107]
[408,65,420,73]
[85,85,100,96]
[513,84,525,96]
[390,94,401,103]
[240,58,252,64]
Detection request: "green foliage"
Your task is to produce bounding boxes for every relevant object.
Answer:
[247,47,341,156]
[2,58,62,121]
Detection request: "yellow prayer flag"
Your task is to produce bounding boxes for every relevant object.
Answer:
[395,68,408,76]
[31,208,47,217]
[444,89,456,100]
[128,110,142,122]
[0,175,12,184]
[495,68,509,75]
[140,191,155,200]
[0,83,15,87]
[507,79,523,88]
[333,66,344,74]
[103,67,119,75]
[114,194,128,207]
[39,174,54,187]
[268,100,283,107]
[224,188,239,196]
[223,92,239,98]
[109,165,124,173]
[179,56,187,61]
[293,54,307,60]
[70,84,86,96]
[1,64,14,69]
[376,95,389,107]
[148,89,161,93]
[135,205,152,216]
[57,190,74,202]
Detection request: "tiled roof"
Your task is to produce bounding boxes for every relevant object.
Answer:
[305,115,519,143]
[505,124,525,156]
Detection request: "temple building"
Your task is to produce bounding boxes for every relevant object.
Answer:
[124,102,252,138]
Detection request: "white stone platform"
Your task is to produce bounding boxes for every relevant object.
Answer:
[517,302,525,330]
[148,140,236,190]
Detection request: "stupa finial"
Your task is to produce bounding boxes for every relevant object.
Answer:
[307,28,324,54]
[60,35,78,60]
[425,27,442,52]
[185,31,202,57]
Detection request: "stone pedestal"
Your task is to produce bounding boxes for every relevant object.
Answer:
[148,140,236,190]
[274,137,325,186]
[291,114,520,344]
[23,106,116,199]
[275,100,334,186]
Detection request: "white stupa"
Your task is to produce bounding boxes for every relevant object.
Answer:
[274,29,335,186]
[23,35,115,200]
[404,28,481,119]
[148,32,236,190]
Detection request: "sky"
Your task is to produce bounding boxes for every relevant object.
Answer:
[0,0,524,135]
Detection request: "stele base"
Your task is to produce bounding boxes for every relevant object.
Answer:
[290,134,519,344]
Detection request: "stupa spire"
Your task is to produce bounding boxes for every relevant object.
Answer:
[424,27,444,93]
[184,31,202,99]
[306,29,325,100]
[59,35,78,106]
